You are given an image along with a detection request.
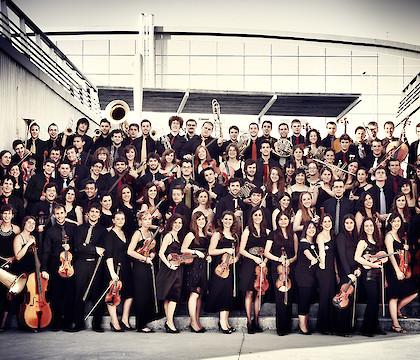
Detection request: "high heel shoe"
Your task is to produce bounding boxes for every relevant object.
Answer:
[218,322,232,334]
[298,326,311,335]
[247,321,255,334]
[253,319,263,333]
[110,322,124,332]
[120,321,135,331]
[165,322,179,334]
[189,325,206,333]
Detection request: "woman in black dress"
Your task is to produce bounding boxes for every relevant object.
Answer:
[105,211,134,332]
[116,184,137,239]
[0,205,20,331]
[156,214,185,333]
[265,167,286,214]
[288,168,310,213]
[271,192,294,230]
[384,213,418,333]
[264,212,298,335]
[181,211,210,333]
[293,191,318,238]
[315,214,336,334]
[99,194,114,230]
[239,207,269,333]
[62,187,83,225]
[205,211,240,334]
[349,167,372,203]
[127,211,157,333]
[354,218,386,337]
[313,167,334,213]
[294,221,319,334]
[335,214,361,336]
[139,182,164,229]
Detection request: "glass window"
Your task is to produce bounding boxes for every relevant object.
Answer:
[299,76,325,93]
[163,40,190,56]
[299,45,325,56]
[352,75,377,95]
[110,40,136,55]
[271,41,298,56]
[108,75,133,87]
[87,74,109,87]
[325,47,351,56]
[190,56,217,75]
[190,75,217,89]
[161,75,189,89]
[217,42,244,56]
[67,55,83,70]
[109,56,134,75]
[378,95,401,114]
[217,57,243,75]
[299,57,325,75]
[244,41,271,56]
[272,57,298,75]
[56,40,82,55]
[83,40,108,56]
[245,57,271,75]
[356,95,377,114]
[217,75,244,91]
[326,57,351,75]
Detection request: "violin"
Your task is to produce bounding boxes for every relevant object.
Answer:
[21,244,52,330]
[398,235,411,279]
[385,118,410,162]
[254,265,269,295]
[136,228,160,257]
[148,196,167,217]
[276,249,291,293]
[332,270,360,309]
[58,230,74,278]
[167,253,197,266]
[105,264,122,306]
[215,252,234,279]
[21,158,36,183]
[362,250,401,269]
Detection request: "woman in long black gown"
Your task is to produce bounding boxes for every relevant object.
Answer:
[315,214,336,334]
[354,218,386,337]
[264,212,298,335]
[205,211,240,334]
[0,205,20,330]
[116,185,137,240]
[294,221,318,334]
[335,214,361,336]
[384,213,418,333]
[156,214,185,333]
[99,194,114,230]
[105,211,134,332]
[239,207,269,333]
[127,211,157,333]
[181,211,210,333]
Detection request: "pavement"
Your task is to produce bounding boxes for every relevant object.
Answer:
[0,329,419,360]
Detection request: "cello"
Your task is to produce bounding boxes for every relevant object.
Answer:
[21,243,52,330]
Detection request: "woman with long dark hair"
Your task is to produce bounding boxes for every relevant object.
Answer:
[264,212,298,335]
[272,192,295,231]
[181,211,210,333]
[104,211,134,332]
[156,214,185,333]
[139,182,163,228]
[293,192,318,238]
[265,167,286,213]
[354,217,386,337]
[62,186,83,225]
[294,221,319,334]
[384,213,417,333]
[335,214,360,336]
[315,214,336,334]
[239,207,269,334]
[116,184,137,239]
[205,211,240,334]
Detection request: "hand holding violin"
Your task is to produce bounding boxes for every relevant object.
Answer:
[194,250,205,259]
[41,271,49,280]
[96,246,105,256]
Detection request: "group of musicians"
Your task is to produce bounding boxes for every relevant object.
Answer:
[0,113,418,337]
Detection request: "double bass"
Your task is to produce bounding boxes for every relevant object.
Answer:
[21,244,52,330]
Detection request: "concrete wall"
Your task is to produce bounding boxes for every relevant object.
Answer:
[0,50,88,150]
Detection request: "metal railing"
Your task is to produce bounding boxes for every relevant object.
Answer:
[0,0,100,118]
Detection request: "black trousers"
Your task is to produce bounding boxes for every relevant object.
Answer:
[73,258,105,327]
[361,275,380,334]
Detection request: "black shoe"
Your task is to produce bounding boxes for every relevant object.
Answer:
[228,326,236,333]
[64,324,85,332]
[218,322,232,334]
[110,322,124,332]
[92,325,104,333]
[361,332,374,337]
[253,320,263,333]
[189,325,206,333]
[336,332,352,337]
[277,331,287,336]
[247,321,255,334]
[120,321,135,331]
[165,322,179,334]
[375,328,387,335]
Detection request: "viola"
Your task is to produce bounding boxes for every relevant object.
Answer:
[105,265,122,306]
[398,235,412,279]
[58,232,74,278]
[254,265,269,295]
[215,252,234,279]
[362,250,401,269]
[167,253,197,266]
[332,270,360,309]
[21,244,52,330]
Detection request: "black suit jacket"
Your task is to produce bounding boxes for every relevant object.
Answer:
[255,158,279,183]
[368,183,394,214]
[322,197,354,234]
[408,140,419,177]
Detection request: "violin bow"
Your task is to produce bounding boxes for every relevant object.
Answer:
[232,242,237,298]
[150,262,159,313]
[84,282,112,321]
[82,256,103,302]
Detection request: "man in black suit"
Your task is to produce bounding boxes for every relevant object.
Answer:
[26,122,47,172]
[334,134,357,166]
[321,121,338,149]
[322,179,353,235]
[368,167,394,215]
[136,119,157,164]
[156,115,187,158]
[257,120,277,150]
[0,176,24,225]
[215,178,245,223]
[381,121,399,149]
[91,118,112,152]
[241,123,260,160]
[289,119,305,147]
[255,140,279,184]
[387,158,405,194]
[363,139,385,175]
[408,122,420,178]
